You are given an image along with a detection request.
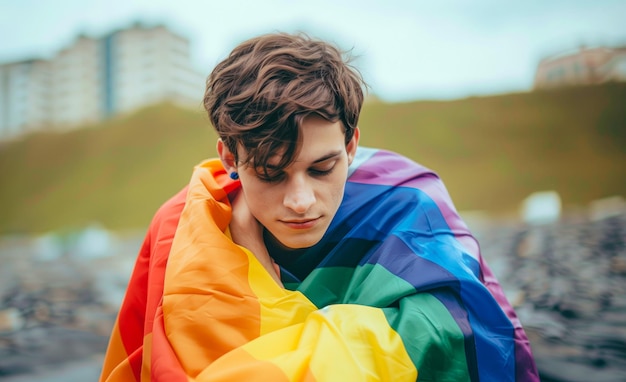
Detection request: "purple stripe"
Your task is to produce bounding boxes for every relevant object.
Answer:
[349,150,480,260]
[432,290,480,382]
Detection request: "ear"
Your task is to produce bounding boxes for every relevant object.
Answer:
[216,139,237,172]
[346,127,360,165]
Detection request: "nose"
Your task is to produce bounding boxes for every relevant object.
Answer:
[283,176,316,214]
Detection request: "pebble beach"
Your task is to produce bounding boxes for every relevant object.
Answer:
[1,210,625,381]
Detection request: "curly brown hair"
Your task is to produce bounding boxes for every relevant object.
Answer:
[203,32,366,175]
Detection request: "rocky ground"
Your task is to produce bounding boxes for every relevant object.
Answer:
[0,229,140,381]
[0,211,625,381]
[473,210,626,381]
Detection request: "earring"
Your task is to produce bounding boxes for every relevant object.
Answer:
[229,172,239,180]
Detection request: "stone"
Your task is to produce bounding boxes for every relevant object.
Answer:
[0,309,23,333]
[521,190,562,225]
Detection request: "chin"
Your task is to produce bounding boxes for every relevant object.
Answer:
[274,232,324,250]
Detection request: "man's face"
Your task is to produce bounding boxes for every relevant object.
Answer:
[237,116,359,249]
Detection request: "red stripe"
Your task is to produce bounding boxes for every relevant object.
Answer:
[115,187,188,380]
[150,307,189,381]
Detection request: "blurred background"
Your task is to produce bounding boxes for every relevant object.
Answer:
[1,1,625,381]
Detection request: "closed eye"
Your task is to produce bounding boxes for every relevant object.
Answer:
[309,166,335,177]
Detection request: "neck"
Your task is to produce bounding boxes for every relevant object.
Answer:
[263,229,308,268]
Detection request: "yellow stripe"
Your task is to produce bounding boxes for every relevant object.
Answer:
[240,245,318,335]
[242,304,416,381]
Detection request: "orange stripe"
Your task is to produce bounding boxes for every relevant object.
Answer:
[99,322,139,381]
[160,160,263,376]
[196,348,290,382]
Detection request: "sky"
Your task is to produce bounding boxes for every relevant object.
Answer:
[1,0,625,102]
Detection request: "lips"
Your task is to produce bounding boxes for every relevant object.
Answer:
[281,217,321,230]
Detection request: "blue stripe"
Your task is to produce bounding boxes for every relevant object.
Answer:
[280,151,518,380]
[337,182,515,380]
[351,183,514,381]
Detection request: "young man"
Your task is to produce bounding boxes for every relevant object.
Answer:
[100,33,539,381]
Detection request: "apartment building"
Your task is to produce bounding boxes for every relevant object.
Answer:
[0,59,51,138]
[50,35,104,127]
[0,23,205,141]
[534,45,626,89]
[106,24,204,115]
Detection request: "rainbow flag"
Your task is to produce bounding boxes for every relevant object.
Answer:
[100,147,538,381]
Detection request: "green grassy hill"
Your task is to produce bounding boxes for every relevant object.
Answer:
[360,83,626,216]
[1,83,625,234]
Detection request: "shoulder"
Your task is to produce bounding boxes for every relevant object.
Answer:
[347,147,477,253]
[348,147,439,184]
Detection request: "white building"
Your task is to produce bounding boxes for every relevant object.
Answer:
[0,23,205,141]
[534,45,626,89]
[0,59,51,138]
[110,25,204,115]
[49,35,104,127]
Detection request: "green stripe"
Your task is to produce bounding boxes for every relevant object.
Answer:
[384,293,471,381]
[297,266,356,308]
[298,264,471,381]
